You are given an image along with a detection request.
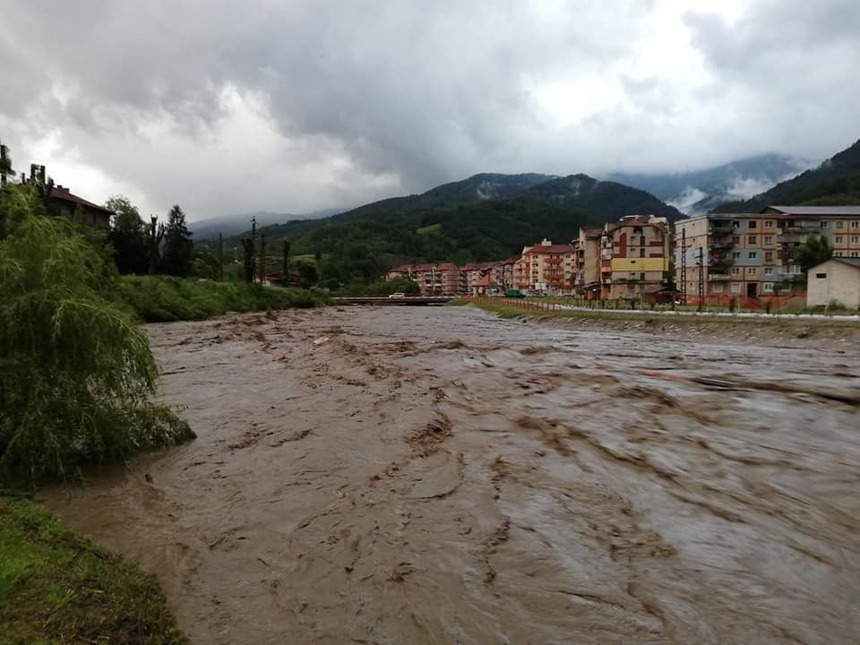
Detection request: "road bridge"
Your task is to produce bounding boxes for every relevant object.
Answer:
[331,296,455,306]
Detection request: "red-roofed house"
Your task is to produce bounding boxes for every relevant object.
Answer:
[49,185,113,230]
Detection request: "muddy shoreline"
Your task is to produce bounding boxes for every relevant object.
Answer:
[44,306,860,644]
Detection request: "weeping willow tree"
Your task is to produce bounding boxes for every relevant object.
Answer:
[0,183,194,486]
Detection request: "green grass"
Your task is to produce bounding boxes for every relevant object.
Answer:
[416,223,442,235]
[0,496,186,645]
[468,298,859,327]
[119,275,329,322]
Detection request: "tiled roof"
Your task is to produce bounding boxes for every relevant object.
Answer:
[525,244,572,255]
[50,185,114,214]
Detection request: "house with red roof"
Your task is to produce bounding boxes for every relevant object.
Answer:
[49,185,114,230]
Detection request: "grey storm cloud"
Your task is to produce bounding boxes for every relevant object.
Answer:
[0,0,858,219]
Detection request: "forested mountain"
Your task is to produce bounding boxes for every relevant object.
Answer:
[714,140,860,212]
[227,172,681,288]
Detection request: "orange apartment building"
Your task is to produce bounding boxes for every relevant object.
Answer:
[517,239,575,294]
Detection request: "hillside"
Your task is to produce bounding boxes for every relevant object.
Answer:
[713,139,860,212]
[227,172,681,288]
[609,154,813,215]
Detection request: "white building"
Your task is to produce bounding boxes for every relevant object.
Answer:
[806,258,860,309]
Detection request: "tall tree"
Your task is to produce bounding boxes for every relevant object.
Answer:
[106,195,149,274]
[160,205,194,277]
[795,233,833,274]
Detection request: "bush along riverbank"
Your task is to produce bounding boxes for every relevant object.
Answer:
[1,182,192,641]
[120,275,330,322]
[0,496,187,645]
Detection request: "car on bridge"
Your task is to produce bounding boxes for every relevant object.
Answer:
[388,292,405,299]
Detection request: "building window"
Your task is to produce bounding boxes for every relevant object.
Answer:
[747,267,756,275]
[764,267,774,275]
[764,220,774,228]
[712,284,723,293]
[639,248,645,257]
[852,252,860,258]
[836,236,843,243]
[732,236,740,244]
[748,235,757,244]
[732,251,741,259]
[749,221,757,229]
[732,221,740,229]
[748,251,757,259]
[731,267,740,275]
[852,237,860,244]
[764,236,774,244]
[836,220,844,228]
[852,221,859,228]
[765,251,773,261]
[731,283,741,294]
[815,273,827,279]
[763,282,774,293]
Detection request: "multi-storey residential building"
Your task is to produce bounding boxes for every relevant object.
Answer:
[519,239,575,294]
[600,216,671,299]
[386,263,460,295]
[572,227,603,298]
[500,257,517,290]
[675,206,860,302]
[459,261,504,293]
[764,206,860,261]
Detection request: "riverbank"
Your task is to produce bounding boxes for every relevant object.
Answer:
[468,299,860,348]
[0,496,186,645]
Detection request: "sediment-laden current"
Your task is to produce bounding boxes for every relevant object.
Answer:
[44,306,860,644]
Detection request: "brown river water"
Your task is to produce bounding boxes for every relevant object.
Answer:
[44,306,859,644]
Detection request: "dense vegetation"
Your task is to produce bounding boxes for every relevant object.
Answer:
[119,275,327,322]
[715,139,860,212]
[221,172,681,290]
[0,496,187,644]
[0,183,194,487]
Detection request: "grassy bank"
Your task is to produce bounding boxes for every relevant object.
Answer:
[467,297,859,325]
[120,275,329,322]
[0,496,186,645]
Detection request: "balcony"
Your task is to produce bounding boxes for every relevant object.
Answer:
[708,274,730,281]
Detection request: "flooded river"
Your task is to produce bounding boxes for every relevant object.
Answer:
[45,306,859,644]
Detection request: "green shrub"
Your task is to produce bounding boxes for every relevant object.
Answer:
[0,216,193,487]
[119,276,327,322]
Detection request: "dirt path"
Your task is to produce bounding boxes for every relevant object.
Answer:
[44,306,860,644]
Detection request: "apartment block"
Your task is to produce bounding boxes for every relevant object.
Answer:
[572,227,603,298]
[386,262,460,295]
[675,206,860,302]
[519,239,575,294]
[599,216,672,299]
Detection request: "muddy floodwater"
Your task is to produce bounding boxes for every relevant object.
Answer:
[45,306,859,644]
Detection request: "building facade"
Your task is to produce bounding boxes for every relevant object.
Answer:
[806,258,860,309]
[520,239,575,294]
[675,206,860,303]
[600,216,671,299]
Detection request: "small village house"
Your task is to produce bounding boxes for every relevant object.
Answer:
[806,258,860,309]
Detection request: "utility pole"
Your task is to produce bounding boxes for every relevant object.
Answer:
[258,233,266,285]
[697,246,705,311]
[217,233,224,282]
[250,216,257,283]
[680,228,687,305]
[282,240,290,286]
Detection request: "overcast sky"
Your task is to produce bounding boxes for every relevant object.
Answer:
[1,0,858,222]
